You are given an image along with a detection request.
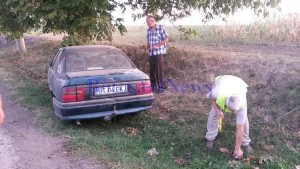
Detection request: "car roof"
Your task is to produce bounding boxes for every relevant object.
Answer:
[61,45,120,52]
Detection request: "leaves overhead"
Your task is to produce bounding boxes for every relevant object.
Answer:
[126,0,281,22]
[0,0,127,44]
[0,0,281,45]
[0,0,39,39]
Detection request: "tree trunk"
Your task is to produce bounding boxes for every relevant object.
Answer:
[15,37,26,53]
[18,37,27,53]
[15,39,21,52]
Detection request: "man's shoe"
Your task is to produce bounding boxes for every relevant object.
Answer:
[206,140,214,150]
[152,88,159,93]
[245,144,254,154]
[158,88,165,93]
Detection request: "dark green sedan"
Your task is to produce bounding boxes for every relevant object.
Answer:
[48,45,154,121]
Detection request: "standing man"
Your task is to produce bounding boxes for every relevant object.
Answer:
[146,15,168,93]
[0,95,5,124]
[205,75,253,160]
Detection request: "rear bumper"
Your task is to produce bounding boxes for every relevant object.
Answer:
[53,93,154,121]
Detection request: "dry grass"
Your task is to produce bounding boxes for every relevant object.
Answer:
[96,41,300,129]
[210,14,300,45]
[5,34,299,132]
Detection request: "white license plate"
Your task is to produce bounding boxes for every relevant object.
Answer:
[94,85,127,95]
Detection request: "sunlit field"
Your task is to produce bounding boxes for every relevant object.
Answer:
[110,14,300,47]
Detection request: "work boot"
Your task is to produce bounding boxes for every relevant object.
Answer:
[206,140,214,150]
[245,144,254,154]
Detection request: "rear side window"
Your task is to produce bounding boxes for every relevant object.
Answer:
[55,59,64,74]
[51,50,61,69]
[52,50,62,70]
[53,51,65,75]
[65,48,135,72]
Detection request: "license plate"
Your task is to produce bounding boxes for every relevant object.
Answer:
[94,85,127,95]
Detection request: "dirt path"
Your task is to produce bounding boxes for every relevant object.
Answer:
[0,59,103,168]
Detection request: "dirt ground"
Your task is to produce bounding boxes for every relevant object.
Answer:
[0,75,105,169]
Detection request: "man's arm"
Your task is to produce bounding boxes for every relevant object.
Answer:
[233,107,247,159]
[146,41,150,54]
[233,123,244,159]
[152,37,169,49]
[210,99,224,119]
[0,95,4,124]
[158,37,169,46]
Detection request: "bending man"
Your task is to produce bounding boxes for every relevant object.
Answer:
[205,75,253,159]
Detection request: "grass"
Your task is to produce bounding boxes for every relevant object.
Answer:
[0,21,300,168]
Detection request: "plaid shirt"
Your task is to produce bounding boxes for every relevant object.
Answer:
[147,24,168,56]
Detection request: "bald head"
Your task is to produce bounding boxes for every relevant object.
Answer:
[146,15,156,28]
[226,96,241,112]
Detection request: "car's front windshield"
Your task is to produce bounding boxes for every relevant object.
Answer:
[65,48,135,72]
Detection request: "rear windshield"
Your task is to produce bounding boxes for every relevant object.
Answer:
[65,48,135,72]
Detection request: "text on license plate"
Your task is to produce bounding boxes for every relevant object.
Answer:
[94,85,127,95]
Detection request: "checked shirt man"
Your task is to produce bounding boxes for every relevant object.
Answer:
[146,15,169,93]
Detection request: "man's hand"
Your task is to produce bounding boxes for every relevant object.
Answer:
[152,45,159,49]
[211,99,224,119]
[232,148,243,160]
[0,110,4,124]
[0,95,4,124]
[216,109,224,119]
[146,42,150,55]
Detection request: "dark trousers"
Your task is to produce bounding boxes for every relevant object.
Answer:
[149,54,164,92]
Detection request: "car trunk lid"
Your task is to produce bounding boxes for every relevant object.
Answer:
[62,69,151,102]
[66,69,147,84]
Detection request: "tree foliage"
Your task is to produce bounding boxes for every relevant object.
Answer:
[127,0,281,21]
[1,0,127,45]
[126,0,280,39]
[0,0,39,39]
[39,0,127,45]
[0,0,281,46]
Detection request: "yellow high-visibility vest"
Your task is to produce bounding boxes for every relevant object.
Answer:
[214,75,248,113]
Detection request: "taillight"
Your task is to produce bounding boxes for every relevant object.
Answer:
[136,81,152,95]
[76,87,85,101]
[62,86,85,103]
